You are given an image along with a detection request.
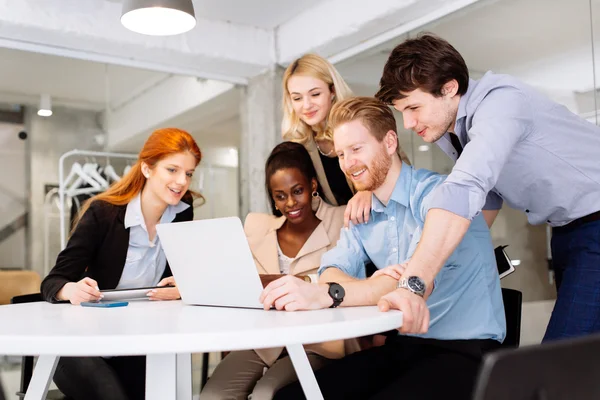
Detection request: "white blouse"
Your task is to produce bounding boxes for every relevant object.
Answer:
[276,240,294,275]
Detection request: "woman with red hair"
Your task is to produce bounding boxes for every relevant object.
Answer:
[41,127,203,400]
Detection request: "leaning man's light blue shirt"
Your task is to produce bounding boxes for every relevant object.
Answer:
[117,194,189,289]
[431,71,600,226]
[319,163,506,342]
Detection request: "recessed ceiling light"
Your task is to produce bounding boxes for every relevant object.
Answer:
[418,145,430,152]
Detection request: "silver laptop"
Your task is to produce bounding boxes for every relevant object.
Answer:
[156,217,265,309]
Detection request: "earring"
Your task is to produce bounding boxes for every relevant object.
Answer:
[312,191,319,198]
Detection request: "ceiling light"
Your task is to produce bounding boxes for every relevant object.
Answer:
[121,0,196,36]
[418,145,430,152]
[37,94,52,117]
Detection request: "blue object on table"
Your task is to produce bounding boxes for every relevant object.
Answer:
[81,301,129,308]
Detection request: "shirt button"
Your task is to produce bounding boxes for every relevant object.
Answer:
[525,209,530,213]
[392,247,397,252]
[390,216,395,221]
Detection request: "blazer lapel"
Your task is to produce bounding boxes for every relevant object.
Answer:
[251,218,284,275]
[292,223,331,275]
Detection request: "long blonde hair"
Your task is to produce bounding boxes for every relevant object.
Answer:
[282,54,353,144]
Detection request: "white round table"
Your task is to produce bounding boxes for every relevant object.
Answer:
[0,300,403,400]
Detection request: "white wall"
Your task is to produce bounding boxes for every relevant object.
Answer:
[191,146,240,220]
[25,106,103,276]
[0,122,26,269]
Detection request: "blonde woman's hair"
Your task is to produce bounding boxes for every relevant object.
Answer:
[282,54,353,144]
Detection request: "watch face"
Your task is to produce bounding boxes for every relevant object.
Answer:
[329,283,345,299]
[407,276,425,293]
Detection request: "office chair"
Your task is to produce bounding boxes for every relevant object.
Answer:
[0,381,6,400]
[473,332,600,400]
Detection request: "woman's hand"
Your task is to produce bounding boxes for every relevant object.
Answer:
[57,277,103,305]
[146,276,181,301]
[344,191,373,228]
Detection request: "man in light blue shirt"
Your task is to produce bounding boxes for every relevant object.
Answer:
[266,97,505,400]
[376,34,600,343]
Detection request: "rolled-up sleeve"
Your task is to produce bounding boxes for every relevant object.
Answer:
[318,224,370,279]
[483,190,503,211]
[429,87,532,220]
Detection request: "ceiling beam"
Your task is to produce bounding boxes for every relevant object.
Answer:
[276,0,484,66]
[0,0,273,85]
[103,76,234,149]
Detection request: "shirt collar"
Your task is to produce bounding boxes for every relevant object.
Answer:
[371,162,412,213]
[456,77,478,124]
[125,193,190,229]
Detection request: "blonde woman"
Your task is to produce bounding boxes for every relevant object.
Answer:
[282,53,411,226]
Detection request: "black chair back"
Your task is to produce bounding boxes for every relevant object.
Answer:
[500,288,522,348]
[10,293,43,304]
[473,333,600,400]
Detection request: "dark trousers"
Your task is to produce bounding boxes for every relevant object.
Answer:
[544,219,600,342]
[53,356,146,400]
[273,335,499,400]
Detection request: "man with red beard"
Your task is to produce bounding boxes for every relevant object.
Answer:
[265,96,505,400]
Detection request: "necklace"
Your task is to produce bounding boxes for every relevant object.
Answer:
[315,140,334,157]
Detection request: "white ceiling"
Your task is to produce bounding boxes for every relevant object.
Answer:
[340,0,600,94]
[2,0,600,151]
[0,47,167,111]
[116,88,241,152]
[425,0,600,93]
[191,0,323,29]
[105,0,323,29]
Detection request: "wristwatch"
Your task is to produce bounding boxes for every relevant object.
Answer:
[327,282,345,308]
[397,276,426,297]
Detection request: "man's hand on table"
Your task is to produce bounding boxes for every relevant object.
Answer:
[259,275,332,311]
[378,288,429,334]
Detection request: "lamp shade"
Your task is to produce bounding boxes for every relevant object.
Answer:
[121,0,196,36]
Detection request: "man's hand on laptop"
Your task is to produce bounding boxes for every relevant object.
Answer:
[378,289,429,334]
[259,275,332,311]
[146,276,181,301]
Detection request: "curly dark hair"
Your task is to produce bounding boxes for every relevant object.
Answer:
[265,141,321,216]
